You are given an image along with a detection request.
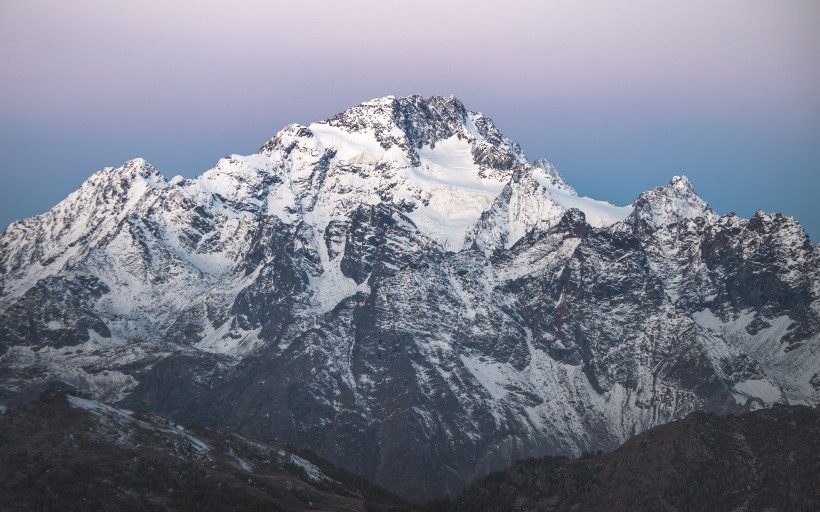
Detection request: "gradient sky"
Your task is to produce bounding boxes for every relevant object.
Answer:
[1,1,818,240]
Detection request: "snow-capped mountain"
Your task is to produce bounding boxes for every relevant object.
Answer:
[1,95,818,500]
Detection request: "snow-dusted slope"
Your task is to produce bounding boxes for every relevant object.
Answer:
[0,390,407,511]
[1,95,818,500]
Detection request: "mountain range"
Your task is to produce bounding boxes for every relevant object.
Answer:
[1,95,818,500]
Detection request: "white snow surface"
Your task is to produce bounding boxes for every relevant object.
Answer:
[531,168,631,228]
[287,453,332,483]
[734,379,782,404]
[67,394,134,418]
[276,123,512,251]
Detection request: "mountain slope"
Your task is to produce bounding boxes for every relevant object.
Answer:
[0,390,412,511]
[1,95,818,499]
[449,405,820,512]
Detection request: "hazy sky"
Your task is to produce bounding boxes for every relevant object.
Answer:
[1,1,818,239]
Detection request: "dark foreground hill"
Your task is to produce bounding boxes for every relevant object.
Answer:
[442,405,820,512]
[0,390,411,512]
[3,393,817,512]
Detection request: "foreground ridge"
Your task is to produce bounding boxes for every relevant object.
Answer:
[4,392,815,511]
[1,95,818,499]
[0,390,412,511]
[449,405,820,511]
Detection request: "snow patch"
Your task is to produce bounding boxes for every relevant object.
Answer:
[532,170,632,228]
[692,308,819,406]
[67,394,134,418]
[734,379,782,405]
[288,453,331,482]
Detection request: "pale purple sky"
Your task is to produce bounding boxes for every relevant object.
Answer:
[1,1,818,239]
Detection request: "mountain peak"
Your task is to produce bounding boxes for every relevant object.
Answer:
[629,175,717,229]
[317,94,527,171]
[532,158,576,195]
[358,93,464,112]
[668,174,694,192]
[93,158,168,191]
[324,94,468,149]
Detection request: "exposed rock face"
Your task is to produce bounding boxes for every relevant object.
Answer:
[1,95,818,500]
